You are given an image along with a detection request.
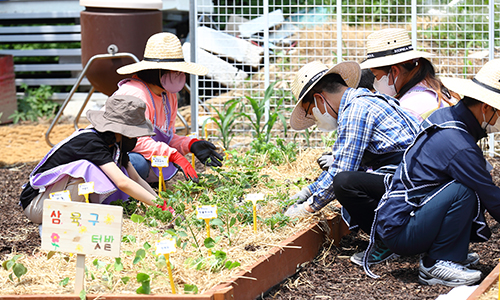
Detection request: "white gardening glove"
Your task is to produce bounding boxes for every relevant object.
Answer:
[317,151,334,171]
[290,186,312,204]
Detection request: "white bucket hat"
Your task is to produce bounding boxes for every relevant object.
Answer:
[289,61,361,130]
[440,59,500,110]
[117,32,208,76]
[360,28,433,69]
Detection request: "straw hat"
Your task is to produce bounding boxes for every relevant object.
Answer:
[87,95,155,138]
[290,61,361,130]
[360,28,433,69]
[440,59,500,110]
[116,32,208,76]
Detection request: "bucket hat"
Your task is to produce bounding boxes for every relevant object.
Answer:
[360,28,433,69]
[86,95,156,138]
[440,59,500,110]
[290,61,361,130]
[116,32,208,76]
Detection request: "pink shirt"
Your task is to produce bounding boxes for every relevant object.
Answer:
[114,76,192,160]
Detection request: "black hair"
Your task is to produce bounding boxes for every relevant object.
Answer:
[358,69,375,91]
[303,73,347,104]
[461,95,483,108]
[136,69,162,87]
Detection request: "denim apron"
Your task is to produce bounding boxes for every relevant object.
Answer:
[362,119,488,278]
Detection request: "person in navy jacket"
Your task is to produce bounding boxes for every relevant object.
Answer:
[367,59,500,286]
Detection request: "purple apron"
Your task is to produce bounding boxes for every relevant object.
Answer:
[117,78,178,180]
[29,129,128,204]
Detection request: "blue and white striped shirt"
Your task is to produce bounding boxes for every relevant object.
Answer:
[308,88,419,211]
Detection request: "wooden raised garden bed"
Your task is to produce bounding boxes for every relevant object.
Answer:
[467,263,500,300]
[1,216,349,300]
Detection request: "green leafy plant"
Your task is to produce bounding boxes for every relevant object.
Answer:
[9,84,58,123]
[2,255,27,282]
[88,258,127,290]
[264,212,291,231]
[203,98,241,150]
[239,81,287,143]
[136,273,151,294]
[184,284,199,294]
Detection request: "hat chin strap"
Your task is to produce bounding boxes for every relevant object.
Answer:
[143,57,185,62]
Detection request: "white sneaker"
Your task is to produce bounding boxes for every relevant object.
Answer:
[459,252,480,267]
[419,259,482,287]
[284,203,313,218]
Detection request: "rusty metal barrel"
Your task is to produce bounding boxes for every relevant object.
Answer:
[0,55,16,124]
[79,1,163,96]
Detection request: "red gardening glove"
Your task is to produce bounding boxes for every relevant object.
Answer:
[169,151,199,183]
[156,200,175,214]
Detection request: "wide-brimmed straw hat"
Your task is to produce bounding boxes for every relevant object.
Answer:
[360,28,433,69]
[440,59,500,110]
[87,95,155,138]
[290,61,361,130]
[116,32,208,76]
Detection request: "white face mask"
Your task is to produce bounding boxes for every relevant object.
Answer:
[482,110,500,133]
[373,72,398,97]
[312,97,338,132]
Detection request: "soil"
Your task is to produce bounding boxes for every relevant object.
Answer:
[2,123,500,299]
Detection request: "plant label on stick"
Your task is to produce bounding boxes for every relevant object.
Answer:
[152,156,169,193]
[152,156,169,167]
[49,190,71,202]
[156,239,177,294]
[78,182,94,203]
[245,193,264,233]
[156,239,176,255]
[196,205,218,220]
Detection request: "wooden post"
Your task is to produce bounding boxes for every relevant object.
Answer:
[75,254,85,293]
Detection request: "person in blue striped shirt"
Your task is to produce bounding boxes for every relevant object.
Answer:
[285,60,419,221]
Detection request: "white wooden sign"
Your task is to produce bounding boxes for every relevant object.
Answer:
[41,200,123,257]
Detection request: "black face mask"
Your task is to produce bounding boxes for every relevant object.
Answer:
[120,136,137,153]
[119,136,137,167]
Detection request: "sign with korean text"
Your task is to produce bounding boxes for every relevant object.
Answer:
[196,205,218,220]
[152,155,169,167]
[41,200,123,257]
[156,239,176,255]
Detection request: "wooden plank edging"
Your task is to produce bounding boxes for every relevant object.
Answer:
[1,216,347,300]
[467,262,500,300]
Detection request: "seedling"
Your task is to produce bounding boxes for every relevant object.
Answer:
[2,254,27,282]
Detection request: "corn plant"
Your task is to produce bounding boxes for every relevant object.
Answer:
[202,98,240,150]
[239,81,287,143]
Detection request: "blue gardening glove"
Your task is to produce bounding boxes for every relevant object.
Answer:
[317,151,334,171]
[291,186,312,204]
[190,139,224,167]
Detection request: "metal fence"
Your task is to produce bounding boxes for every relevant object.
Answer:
[187,0,500,150]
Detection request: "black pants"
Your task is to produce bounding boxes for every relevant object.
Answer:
[333,171,386,234]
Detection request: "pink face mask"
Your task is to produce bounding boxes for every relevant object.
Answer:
[160,71,186,93]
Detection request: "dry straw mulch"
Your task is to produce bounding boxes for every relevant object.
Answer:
[0,148,339,296]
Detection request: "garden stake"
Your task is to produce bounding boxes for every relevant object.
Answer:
[245,194,265,233]
[188,133,198,170]
[165,253,176,294]
[156,239,177,294]
[78,181,94,203]
[151,156,169,193]
[218,142,229,160]
[196,205,218,256]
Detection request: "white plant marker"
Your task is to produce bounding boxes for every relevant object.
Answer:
[245,193,265,233]
[78,182,94,203]
[156,239,177,294]
[152,155,169,193]
[197,205,218,255]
